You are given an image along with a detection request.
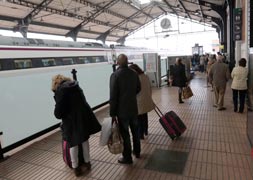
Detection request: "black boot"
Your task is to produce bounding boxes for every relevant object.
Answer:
[179,93,184,103]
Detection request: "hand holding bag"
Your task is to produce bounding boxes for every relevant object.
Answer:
[182,86,193,99]
[107,121,124,154]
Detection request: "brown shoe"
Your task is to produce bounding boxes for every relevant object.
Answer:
[74,166,82,177]
[218,107,226,111]
[84,162,91,170]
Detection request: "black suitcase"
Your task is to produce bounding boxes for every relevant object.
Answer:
[155,106,186,140]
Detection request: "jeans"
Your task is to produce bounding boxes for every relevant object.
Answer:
[232,89,247,112]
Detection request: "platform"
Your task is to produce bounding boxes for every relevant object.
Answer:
[0,72,252,180]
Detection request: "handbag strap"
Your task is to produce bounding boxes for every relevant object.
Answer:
[110,121,123,143]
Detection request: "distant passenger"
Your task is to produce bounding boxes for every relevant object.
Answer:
[109,54,141,164]
[208,55,230,111]
[170,58,188,103]
[231,58,248,113]
[199,55,205,73]
[51,74,101,176]
[206,57,215,90]
[129,64,155,139]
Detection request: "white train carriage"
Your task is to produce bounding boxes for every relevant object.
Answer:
[0,36,162,149]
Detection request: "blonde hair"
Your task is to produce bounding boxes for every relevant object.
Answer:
[51,74,72,92]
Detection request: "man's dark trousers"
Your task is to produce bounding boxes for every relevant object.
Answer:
[118,116,140,160]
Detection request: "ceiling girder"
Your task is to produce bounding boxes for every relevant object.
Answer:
[65,0,120,41]
[12,0,54,37]
[196,0,204,20]
[7,0,128,35]
[117,13,164,44]
[120,0,153,19]
[198,0,225,21]
[162,0,178,16]
[73,0,142,26]
[177,0,191,19]
[0,15,120,38]
[156,3,167,14]
[96,3,153,42]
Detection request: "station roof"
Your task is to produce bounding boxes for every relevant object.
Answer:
[0,0,226,43]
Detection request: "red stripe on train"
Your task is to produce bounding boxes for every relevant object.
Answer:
[0,47,110,51]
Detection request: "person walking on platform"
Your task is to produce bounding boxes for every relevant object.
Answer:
[208,55,230,111]
[109,54,141,164]
[52,74,101,176]
[231,58,248,113]
[206,57,215,89]
[129,64,155,139]
[170,58,188,103]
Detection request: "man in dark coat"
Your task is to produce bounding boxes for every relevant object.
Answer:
[109,54,141,164]
[52,74,101,176]
[171,58,188,103]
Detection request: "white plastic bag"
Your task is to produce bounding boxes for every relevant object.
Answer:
[99,117,112,146]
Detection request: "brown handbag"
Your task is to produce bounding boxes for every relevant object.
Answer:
[107,122,124,154]
[182,86,193,99]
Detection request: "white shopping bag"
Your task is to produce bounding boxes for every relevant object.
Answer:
[99,117,112,146]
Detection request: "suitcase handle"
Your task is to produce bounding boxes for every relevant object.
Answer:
[154,104,164,118]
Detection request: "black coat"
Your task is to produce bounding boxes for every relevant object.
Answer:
[109,66,141,118]
[54,81,101,147]
[171,63,187,87]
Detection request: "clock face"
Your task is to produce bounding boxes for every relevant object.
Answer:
[160,18,171,29]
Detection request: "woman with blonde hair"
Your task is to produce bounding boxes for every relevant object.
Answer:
[52,74,101,176]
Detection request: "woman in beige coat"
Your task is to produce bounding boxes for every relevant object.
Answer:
[129,64,155,139]
[231,58,248,113]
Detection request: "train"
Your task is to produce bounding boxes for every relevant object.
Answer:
[0,36,169,149]
[0,36,170,71]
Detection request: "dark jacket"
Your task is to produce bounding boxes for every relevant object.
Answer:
[54,81,101,147]
[171,63,187,87]
[109,66,141,118]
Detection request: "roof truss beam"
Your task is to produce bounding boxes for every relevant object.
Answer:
[162,0,178,16]
[198,0,225,22]
[177,0,191,19]
[7,0,128,35]
[120,0,153,19]
[196,0,204,20]
[96,3,154,43]
[65,0,120,41]
[0,15,120,38]
[12,0,54,37]
[73,0,142,26]
[117,13,164,44]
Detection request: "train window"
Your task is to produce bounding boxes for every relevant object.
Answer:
[0,63,1,70]
[42,59,56,67]
[14,59,32,69]
[62,58,74,65]
[91,56,104,63]
[78,57,90,64]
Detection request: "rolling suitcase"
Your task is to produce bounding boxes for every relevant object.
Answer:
[155,106,186,140]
